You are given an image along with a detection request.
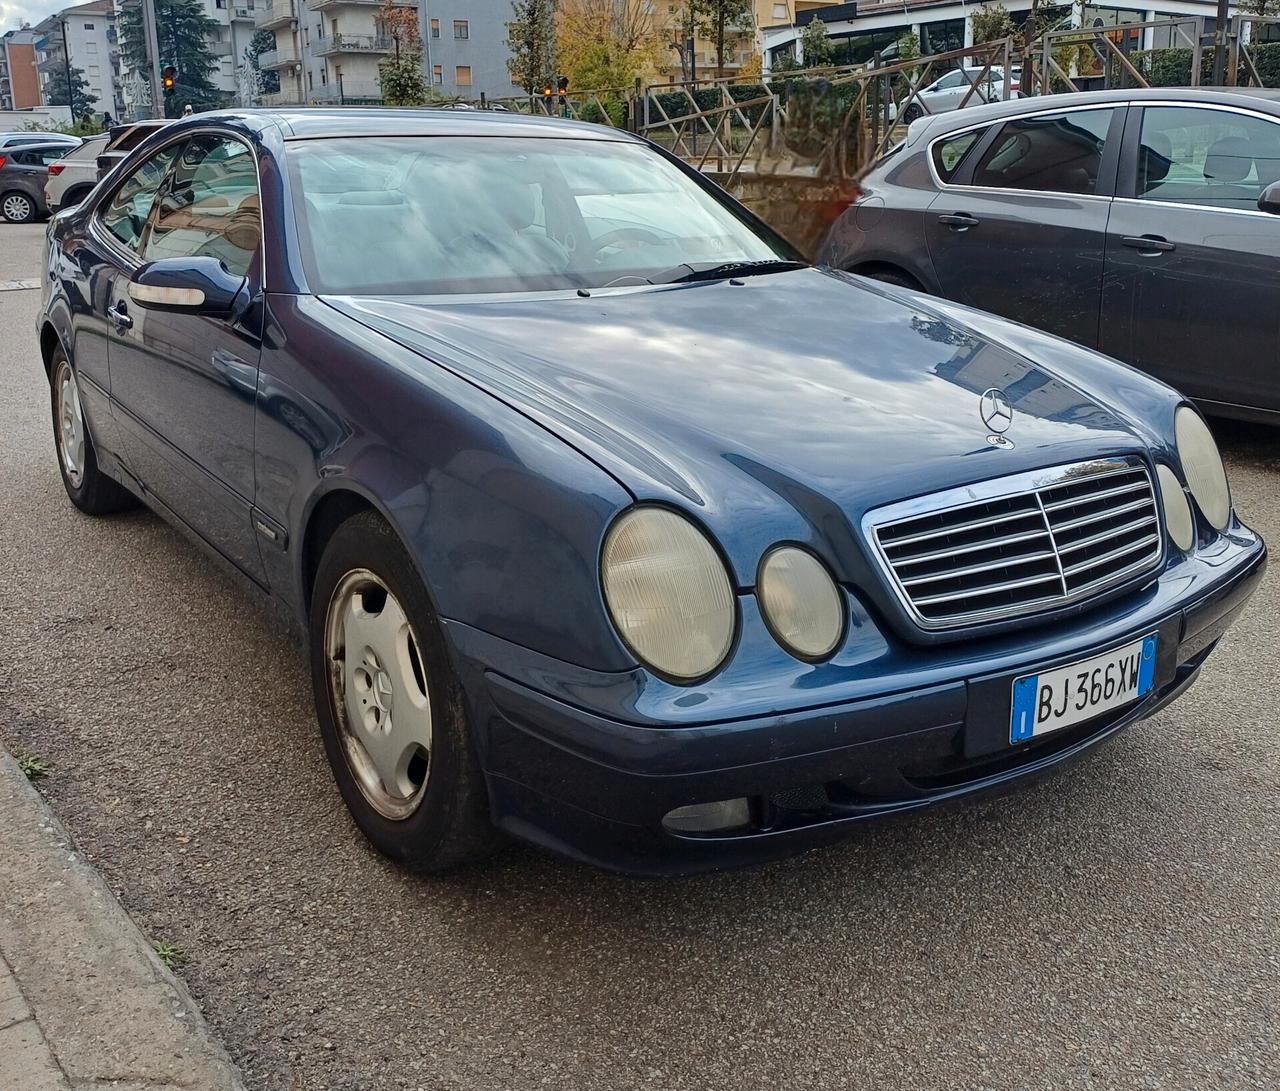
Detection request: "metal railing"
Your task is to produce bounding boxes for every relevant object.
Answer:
[1229,15,1280,87]
[487,87,630,128]
[1025,17,1205,94]
[312,33,391,56]
[258,44,301,68]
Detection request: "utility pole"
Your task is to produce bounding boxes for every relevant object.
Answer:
[59,15,75,120]
[419,0,431,93]
[140,0,164,119]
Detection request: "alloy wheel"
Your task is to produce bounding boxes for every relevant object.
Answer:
[2,193,32,222]
[55,362,85,489]
[324,568,433,820]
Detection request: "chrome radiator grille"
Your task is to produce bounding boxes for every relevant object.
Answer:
[868,459,1163,630]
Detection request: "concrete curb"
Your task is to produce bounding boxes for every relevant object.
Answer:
[0,747,247,1091]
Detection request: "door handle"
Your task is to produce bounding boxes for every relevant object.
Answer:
[939,213,980,230]
[110,300,133,331]
[1121,235,1175,254]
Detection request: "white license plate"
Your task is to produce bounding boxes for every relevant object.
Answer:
[1010,634,1158,744]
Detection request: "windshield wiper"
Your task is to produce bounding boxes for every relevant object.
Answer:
[653,259,808,285]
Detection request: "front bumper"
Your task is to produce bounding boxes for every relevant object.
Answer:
[452,534,1266,876]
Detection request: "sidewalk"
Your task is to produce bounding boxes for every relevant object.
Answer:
[0,748,247,1091]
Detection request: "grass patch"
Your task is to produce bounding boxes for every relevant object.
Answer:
[153,941,189,970]
[14,750,50,780]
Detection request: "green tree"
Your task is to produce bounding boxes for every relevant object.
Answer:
[692,0,752,78]
[43,64,95,120]
[508,0,557,95]
[969,2,1018,44]
[243,29,280,95]
[798,16,834,67]
[377,0,428,104]
[119,0,223,117]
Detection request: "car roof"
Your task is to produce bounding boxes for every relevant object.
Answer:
[1,141,72,154]
[179,107,644,144]
[908,86,1280,144]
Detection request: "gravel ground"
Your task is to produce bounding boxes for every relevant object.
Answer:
[2,223,1278,1091]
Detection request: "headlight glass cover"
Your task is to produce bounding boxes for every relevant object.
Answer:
[601,507,735,681]
[1156,464,1194,552]
[758,546,844,660]
[1175,407,1231,531]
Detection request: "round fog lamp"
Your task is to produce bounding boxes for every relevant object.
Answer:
[1157,464,1194,552]
[758,546,844,661]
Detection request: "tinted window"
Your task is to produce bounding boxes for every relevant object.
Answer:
[141,136,260,278]
[288,136,793,295]
[1137,106,1280,209]
[932,128,984,182]
[99,143,181,250]
[970,108,1115,194]
[934,71,965,90]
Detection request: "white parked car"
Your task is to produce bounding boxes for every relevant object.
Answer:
[892,66,1021,122]
[0,131,80,152]
[44,133,108,212]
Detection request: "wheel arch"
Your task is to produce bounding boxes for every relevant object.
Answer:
[298,484,383,619]
[39,318,69,381]
[848,260,926,291]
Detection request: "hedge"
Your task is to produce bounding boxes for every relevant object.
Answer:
[1106,42,1280,87]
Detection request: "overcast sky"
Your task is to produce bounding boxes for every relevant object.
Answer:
[1,0,62,33]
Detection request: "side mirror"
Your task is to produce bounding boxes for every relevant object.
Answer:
[1258,180,1280,215]
[128,256,245,315]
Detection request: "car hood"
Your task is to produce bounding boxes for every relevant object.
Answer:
[325,268,1152,586]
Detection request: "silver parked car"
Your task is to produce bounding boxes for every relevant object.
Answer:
[0,141,71,222]
[895,66,1021,123]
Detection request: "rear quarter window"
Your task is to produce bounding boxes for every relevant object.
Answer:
[931,128,986,183]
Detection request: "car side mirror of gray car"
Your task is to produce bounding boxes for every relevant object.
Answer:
[128,257,245,316]
[1258,180,1280,214]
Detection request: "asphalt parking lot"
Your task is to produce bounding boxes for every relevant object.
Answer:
[2,221,1278,1091]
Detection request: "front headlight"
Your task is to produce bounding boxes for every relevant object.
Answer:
[1156,464,1194,553]
[601,507,735,681]
[758,546,844,661]
[1175,406,1231,531]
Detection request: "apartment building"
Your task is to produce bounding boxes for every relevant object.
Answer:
[1,29,43,110]
[32,2,123,116]
[256,0,407,105]
[423,0,515,101]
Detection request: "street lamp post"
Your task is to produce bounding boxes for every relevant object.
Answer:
[59,16,74,120]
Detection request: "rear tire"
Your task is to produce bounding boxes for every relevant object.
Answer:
[903,104,923,124]
[861,267,925,292]
[2,191,35,223]
[49,347,136,515]
[310,511,501,871]
[60,184,94,210]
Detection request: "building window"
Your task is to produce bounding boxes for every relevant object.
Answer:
[307,70,312,89]
[85,41,97,53]
[430,18,439,38]
[321,68,327,85]
[88,64,99,75]
[453,20,468,39]
[433,64,442,84]
[83,22,95,29]
[455,65,471,86]
[772,4,786,18]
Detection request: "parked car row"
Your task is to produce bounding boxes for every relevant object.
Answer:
[35,106,1265,876]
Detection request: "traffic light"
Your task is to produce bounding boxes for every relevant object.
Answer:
[161,64,177,94]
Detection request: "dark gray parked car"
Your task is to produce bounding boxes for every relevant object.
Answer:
[819,87,1280,422]
[0,141,70,223]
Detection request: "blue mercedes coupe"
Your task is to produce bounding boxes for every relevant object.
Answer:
[38,109,1265,875]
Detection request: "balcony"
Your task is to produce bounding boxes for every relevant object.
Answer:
[307,81,383,103]
[306,0,383,10]
[255,0,296,28]
[261,88,305,106]
[258,43,301,68]
[312,33,391,56]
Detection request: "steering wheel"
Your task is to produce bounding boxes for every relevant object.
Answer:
[589,227,668,257]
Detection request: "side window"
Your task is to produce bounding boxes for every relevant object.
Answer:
[37,148,67,166]
[970,108,1115,195]
[141,136,261,278]
[99,143,181,251]
[1136,106,1280,210]
[934,71,964,90]
[932,128,985,183]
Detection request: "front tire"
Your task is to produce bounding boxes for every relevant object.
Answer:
[49,348,135,514]
[310,511,499,871]
[2,191,35,223]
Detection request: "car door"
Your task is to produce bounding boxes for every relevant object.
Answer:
[106,133,267,582]
[1101,102,1280,414]
[921,70,965,114]
[925,105,1123,348]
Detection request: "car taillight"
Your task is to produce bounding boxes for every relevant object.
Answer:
[48,162,65,175]
[0,156,7,170]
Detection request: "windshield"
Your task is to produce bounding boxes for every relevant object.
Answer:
[287,135,796,295]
